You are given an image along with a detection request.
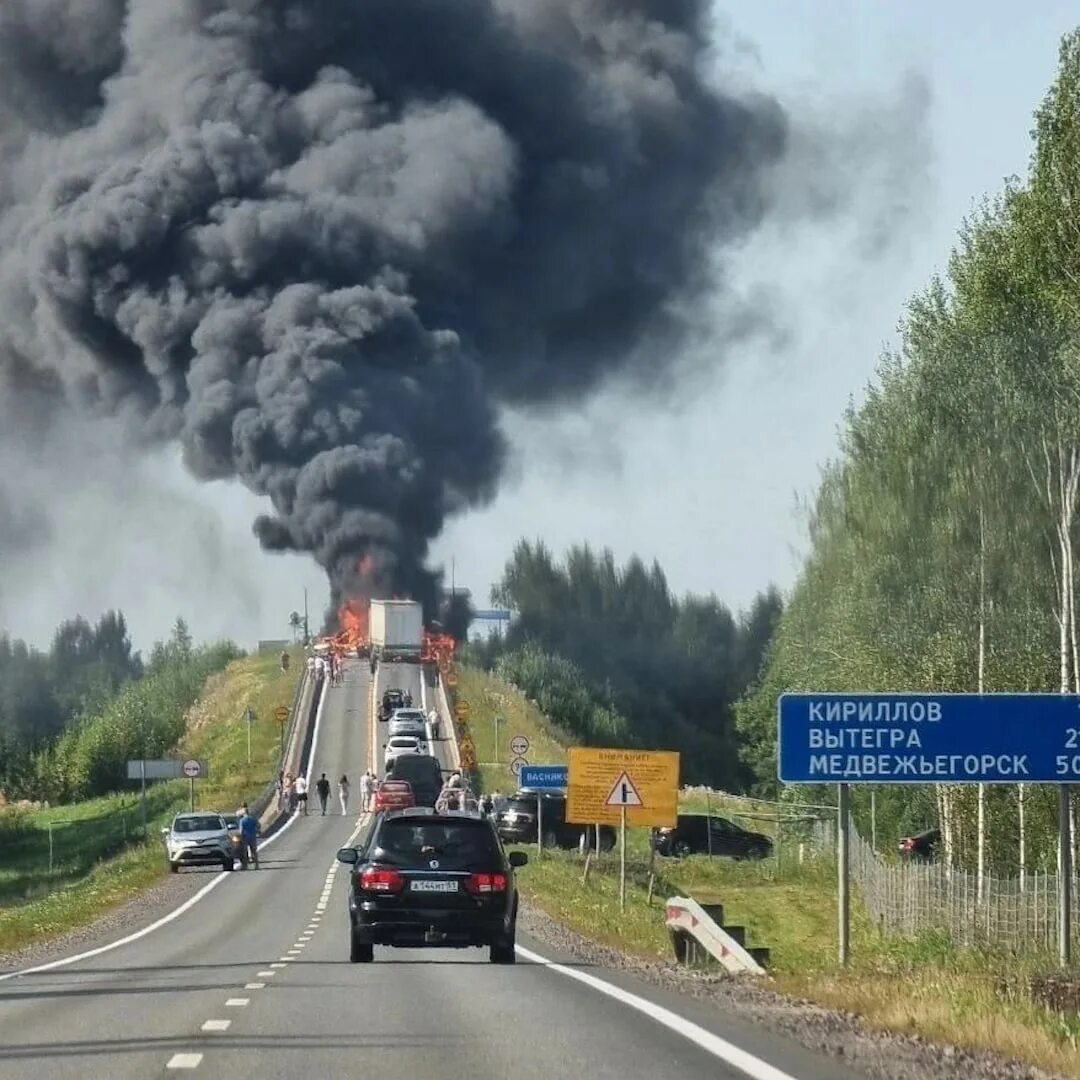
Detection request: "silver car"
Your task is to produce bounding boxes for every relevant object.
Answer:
[162,812,234,873]
[388,708,428,741]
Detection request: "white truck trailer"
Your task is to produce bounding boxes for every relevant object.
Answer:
[369,599,424,661]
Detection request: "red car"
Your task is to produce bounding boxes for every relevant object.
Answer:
[374,780,415,812]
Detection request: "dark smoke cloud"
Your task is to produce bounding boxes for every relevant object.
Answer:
[0,0,804,614]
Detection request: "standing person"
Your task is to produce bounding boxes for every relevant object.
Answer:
[428,708,440,740]
[294,773,309,814]
[338,775,350,815]
[275,771,285,813]
[239,807,259,869]
[279,649,290,674]
[316,772,331,815]
[360,771,374,812]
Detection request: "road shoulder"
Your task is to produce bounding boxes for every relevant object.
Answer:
[517,903,1066,1080]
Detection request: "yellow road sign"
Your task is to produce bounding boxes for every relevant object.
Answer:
[274,706,289,723]
[454,700,471,719]
[566,747,679,828]
[459,733,477,769]
[446,671,458,687]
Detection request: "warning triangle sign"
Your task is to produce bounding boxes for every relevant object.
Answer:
[604,770,643,808]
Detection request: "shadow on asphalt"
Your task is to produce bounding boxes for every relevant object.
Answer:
[0,1032,473,1059]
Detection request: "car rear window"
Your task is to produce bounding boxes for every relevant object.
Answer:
[389,756,442,781]
[175,816,223,833]
[371,818,500,868]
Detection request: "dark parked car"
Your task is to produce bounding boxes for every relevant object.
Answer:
[898,828,940,863]
[384,753,444,806]
[496,789,616,851]
[378,688,407,722]
[336,807,526,963]
[651,814,772,860]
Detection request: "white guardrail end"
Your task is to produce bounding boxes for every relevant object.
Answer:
[664,896,768,975]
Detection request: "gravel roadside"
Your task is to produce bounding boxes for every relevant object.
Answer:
[518,903,1068,1080]
[0,867,219,976]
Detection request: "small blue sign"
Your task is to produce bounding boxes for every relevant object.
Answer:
[778,692,1080,784]
[519,765,568,789]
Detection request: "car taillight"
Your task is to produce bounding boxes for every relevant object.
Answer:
[359,866,405,893]
[464,872,508,896]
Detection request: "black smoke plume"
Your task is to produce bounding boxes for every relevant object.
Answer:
[0,0,792,616]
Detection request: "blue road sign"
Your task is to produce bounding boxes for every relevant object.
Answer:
[778,692,1080,784]
[520,765,568,789]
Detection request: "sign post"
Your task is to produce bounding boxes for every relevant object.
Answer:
[245,706,256,765]
[275,705,289,760]
[566,749,677,911]
[182,759,206,812]
[778,691,1080,966]
[838,783,850,965]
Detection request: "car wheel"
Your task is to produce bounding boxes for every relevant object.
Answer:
[750,845,770,861]
[222,858,234,872]
[542,828,559,850]
[673,841,692,858]
[350,934,374,963]
[489,939,516,964]
[169,862,179,874]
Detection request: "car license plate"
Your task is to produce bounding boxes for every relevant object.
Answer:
[410,879,458,893]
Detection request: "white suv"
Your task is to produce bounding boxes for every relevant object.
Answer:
[162,813,234,873]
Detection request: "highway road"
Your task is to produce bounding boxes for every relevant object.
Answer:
[0,658,863,1080]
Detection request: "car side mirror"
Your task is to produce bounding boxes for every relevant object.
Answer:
[508,851,528,868]
[336,847,359,865]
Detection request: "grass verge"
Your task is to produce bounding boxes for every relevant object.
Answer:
[0,648,303,957]
[458,662,1080,1078]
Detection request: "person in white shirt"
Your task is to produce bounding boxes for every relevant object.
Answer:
[294,774,309,814]
[338,775,350,815]
[359,772,374,812]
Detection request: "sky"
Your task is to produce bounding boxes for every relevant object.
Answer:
[3,1,1078,653]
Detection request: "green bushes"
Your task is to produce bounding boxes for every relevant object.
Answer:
[30,625,240,803]
[494,643,631,745]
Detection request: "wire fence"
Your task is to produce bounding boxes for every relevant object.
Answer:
[685,786,1079,955]
[847,824,1079,953]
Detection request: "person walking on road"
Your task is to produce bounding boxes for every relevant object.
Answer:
[294,773,309,815]
[239,808,259,869]
[338,775,350,815]
[316,772,331,815]
[360,771,374,812]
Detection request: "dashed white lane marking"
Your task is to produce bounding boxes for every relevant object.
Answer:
[225,998,249,1007]
[270,962,287,968]
[245,982,265,990]
[201,1020,231,1032]
[257,970,276,977]
[278,956,294,962]
[167,1054,203,1069]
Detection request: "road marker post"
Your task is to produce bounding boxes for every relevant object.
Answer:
[620,804,627,910]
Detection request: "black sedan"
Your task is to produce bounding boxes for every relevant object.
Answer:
[651,814,773,860]
[337,807,526,964]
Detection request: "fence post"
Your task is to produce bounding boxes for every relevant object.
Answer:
[48,822,54,875]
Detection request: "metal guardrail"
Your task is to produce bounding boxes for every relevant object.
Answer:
[665,895,769,974]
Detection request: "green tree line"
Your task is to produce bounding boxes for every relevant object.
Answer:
[737,31,1080,875]
[466,540,781,787]
[1,615,239,804]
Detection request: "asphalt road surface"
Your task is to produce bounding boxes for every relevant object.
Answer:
[0,659,864,1080]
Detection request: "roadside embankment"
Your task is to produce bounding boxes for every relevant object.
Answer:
[456,662,1080,1080]
[0,647,311,961]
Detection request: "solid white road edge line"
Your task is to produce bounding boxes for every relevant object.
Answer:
[514,945,800,1080]
[0,676,331,984]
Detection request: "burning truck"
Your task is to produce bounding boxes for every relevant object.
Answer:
[322,598,455,669]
